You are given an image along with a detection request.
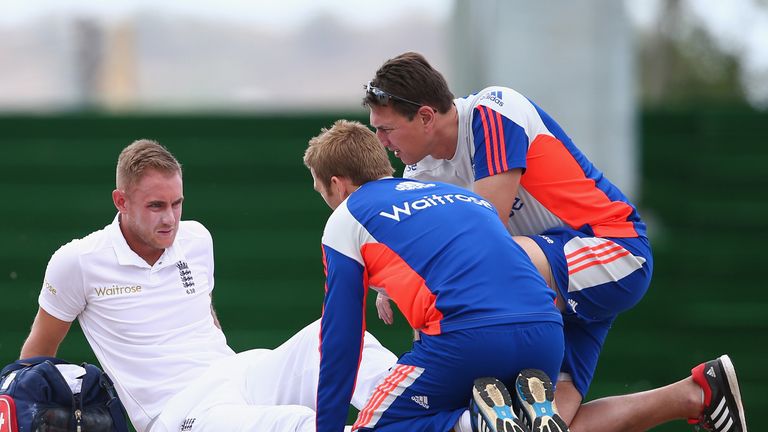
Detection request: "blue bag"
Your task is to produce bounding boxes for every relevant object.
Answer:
[0,357,128,432]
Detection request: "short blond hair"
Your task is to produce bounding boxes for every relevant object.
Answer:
[116,139,182,191]
[303,120,394,188]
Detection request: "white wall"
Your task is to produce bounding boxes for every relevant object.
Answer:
[451,0,638,198]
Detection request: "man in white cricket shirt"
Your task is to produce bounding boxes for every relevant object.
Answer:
[19,139,396,432]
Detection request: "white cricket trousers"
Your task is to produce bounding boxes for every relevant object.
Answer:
[151,319,397,432]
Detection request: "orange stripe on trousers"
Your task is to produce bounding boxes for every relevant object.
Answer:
[354,365,413,428]
[564,241,616,259]
[567,244,625,267]
[353,365,415,429]
[568,250,631,275]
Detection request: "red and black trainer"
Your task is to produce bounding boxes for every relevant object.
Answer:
[689,355,747,432]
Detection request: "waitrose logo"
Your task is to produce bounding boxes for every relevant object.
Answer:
[95,285,142,296]
[379,193,493,222]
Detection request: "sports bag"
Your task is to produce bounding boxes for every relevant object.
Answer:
[0,356,128,432]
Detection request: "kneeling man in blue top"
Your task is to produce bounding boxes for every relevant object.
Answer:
[303,119,569,432]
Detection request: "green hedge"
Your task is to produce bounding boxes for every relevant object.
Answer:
[1,110,764,431]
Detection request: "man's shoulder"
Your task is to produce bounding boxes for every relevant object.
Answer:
[176,220,212,242]
[51,224,112,263]
[465,85,531,113]
[174,221,214,261]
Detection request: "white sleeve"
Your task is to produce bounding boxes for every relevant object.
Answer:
[38,243,86,322]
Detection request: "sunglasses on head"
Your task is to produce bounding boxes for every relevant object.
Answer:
[364,81,422,107]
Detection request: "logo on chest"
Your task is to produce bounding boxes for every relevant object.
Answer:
[94,285,142,297]
[176,261,196,294]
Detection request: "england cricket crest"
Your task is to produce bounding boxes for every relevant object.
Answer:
[176,261,196,294]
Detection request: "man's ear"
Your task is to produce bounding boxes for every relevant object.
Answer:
[330,175,355,198]
[418,106,436,129]
[112,189,126,213]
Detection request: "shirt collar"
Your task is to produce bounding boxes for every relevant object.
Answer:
[108,214,185,269]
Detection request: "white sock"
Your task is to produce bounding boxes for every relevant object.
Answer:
[453,409,472,432]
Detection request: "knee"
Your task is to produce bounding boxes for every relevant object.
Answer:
[292,406,316,432]
[554,380,583,425]
[302,318,322,334]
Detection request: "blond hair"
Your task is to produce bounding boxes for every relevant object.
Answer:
[303,120,394,188]
[116,139,182,191]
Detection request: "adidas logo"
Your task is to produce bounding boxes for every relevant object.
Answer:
[707,367,716,378]
[481,90,504,106]
[411,395,430,409]
[709,398,733,431]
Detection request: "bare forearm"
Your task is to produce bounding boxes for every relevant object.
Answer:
[20,308,71,359]
[20,335,59,359]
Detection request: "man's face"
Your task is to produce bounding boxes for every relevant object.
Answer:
[369,104,430,165]
[118,169,183,258]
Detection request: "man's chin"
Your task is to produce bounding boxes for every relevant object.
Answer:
[153,235,176,250]
[397,155,414,164]
[389,150,409,164]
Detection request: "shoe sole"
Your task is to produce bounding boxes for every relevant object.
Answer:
[720,355,748,432]
[472,377,529,432]
[515,369,570,432]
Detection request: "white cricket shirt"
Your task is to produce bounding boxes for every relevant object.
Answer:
[39,215,235,432]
